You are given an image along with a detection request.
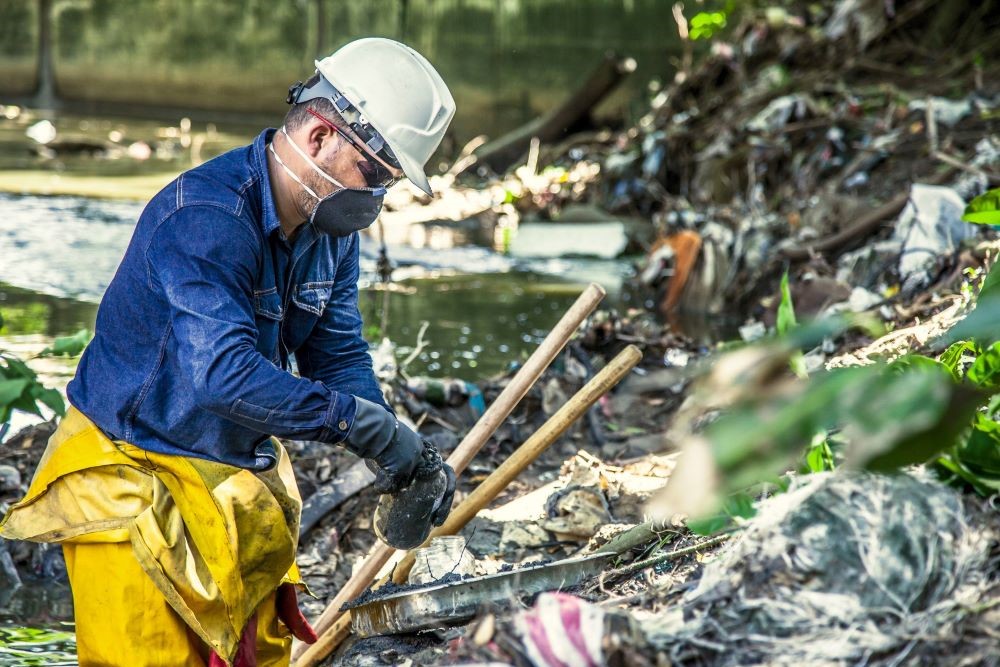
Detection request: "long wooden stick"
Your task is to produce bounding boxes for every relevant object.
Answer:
[292,283,606,665]
[392,344,643,583]
[295,345,641,663]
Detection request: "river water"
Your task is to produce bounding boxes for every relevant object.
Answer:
[0,192,636,380]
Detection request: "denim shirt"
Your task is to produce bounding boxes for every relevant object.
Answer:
[67,129,389,470]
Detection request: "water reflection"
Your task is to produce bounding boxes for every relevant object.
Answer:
[0,626,76,667]
[0,283,96,337]
[361,273,582,379]
[0,193,596,378]
[0,0,680,146]
[0,581,75,667]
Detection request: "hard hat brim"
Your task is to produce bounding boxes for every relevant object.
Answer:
[397,152,433,196]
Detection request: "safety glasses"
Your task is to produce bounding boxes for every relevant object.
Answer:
[306,107,401,189]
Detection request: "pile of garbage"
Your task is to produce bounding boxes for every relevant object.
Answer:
[380,0,999,335]
[438,472,999,667]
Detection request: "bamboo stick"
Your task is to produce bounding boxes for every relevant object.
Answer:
[291,282,606,665]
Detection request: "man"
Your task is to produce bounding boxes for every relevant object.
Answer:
[0,38,457,666]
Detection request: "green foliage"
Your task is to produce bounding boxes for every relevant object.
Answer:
[689,11,728,40]
[804,432,836,473]
[943,293,1000,345]
[39,329,92,358]
[0,315,87,425]
[687,261,1000,533]
[0,353,66,424]
[777,270,806,377]
[962,187,1000,225]
[0,302,49,335]
[776,270,797,335]
[688,491,756,535]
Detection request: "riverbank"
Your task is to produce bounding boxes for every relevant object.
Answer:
[0,169,174,200]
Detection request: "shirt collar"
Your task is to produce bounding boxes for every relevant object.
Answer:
[252,128,282,238]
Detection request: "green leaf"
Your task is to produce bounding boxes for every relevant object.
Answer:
[688,492,755,535]
[9,391,42,417]
[0,378,31,407]
[962,187,1000,224]
[942,294,1000,345]
[967,342,1000,390]
[687,513,730,536]
[32,386,66,417]
[979,261,1000,303]
[39,329,91,358]
[936,453,1000,495]
[705,362,984,494]
[776,270,797,336]
[805,435,835,473]
[938,340,976,379]
[958,414,1000,475]
[1,355,37,380]
[844,367,983,472]
[888,353,947,374]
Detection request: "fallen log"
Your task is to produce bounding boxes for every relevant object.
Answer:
[780,168,956,261]
[461,52,637,176]
[297,459,375,540]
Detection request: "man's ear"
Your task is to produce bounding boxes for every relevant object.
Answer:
[303,119,334,158]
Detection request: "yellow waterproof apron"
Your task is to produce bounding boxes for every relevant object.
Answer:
[0,407,305,665]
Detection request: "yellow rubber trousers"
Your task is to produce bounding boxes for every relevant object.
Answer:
[0,408,305,666]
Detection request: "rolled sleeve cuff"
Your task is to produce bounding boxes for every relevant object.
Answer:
[324,393,358,444]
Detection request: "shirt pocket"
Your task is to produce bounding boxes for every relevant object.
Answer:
[253,288,284,361]
[284,281,334,352]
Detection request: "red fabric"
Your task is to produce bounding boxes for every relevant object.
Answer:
[276,583,318,644]
[209,611,258,667]
[206,584,315,666]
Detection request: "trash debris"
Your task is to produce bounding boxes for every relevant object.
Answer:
[513,593,605,667]
[25,119,56,145]
[408,536,477,585]
[894,184,977,294]
[639,472,998,666]
[373,445,452,550]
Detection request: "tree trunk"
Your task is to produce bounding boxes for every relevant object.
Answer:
[34,0,57,110]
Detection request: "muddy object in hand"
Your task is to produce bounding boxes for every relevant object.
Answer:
[373,444,450,550]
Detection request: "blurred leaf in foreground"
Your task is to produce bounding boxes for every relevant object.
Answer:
[39,329,92,358]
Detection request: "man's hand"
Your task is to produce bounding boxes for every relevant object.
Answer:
[343,397,423,493]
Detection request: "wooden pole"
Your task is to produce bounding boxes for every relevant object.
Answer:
[392,344,643,584]
[292,283,606,665]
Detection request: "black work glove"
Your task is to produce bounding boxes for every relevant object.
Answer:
[429,451,457,527]
[371,441,458,549]
[343,397,423,494]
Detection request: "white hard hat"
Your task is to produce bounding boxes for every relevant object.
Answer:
[288,38,455,196]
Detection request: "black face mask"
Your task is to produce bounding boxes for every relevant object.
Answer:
[270,126,386,238]
[308,185,385,238]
